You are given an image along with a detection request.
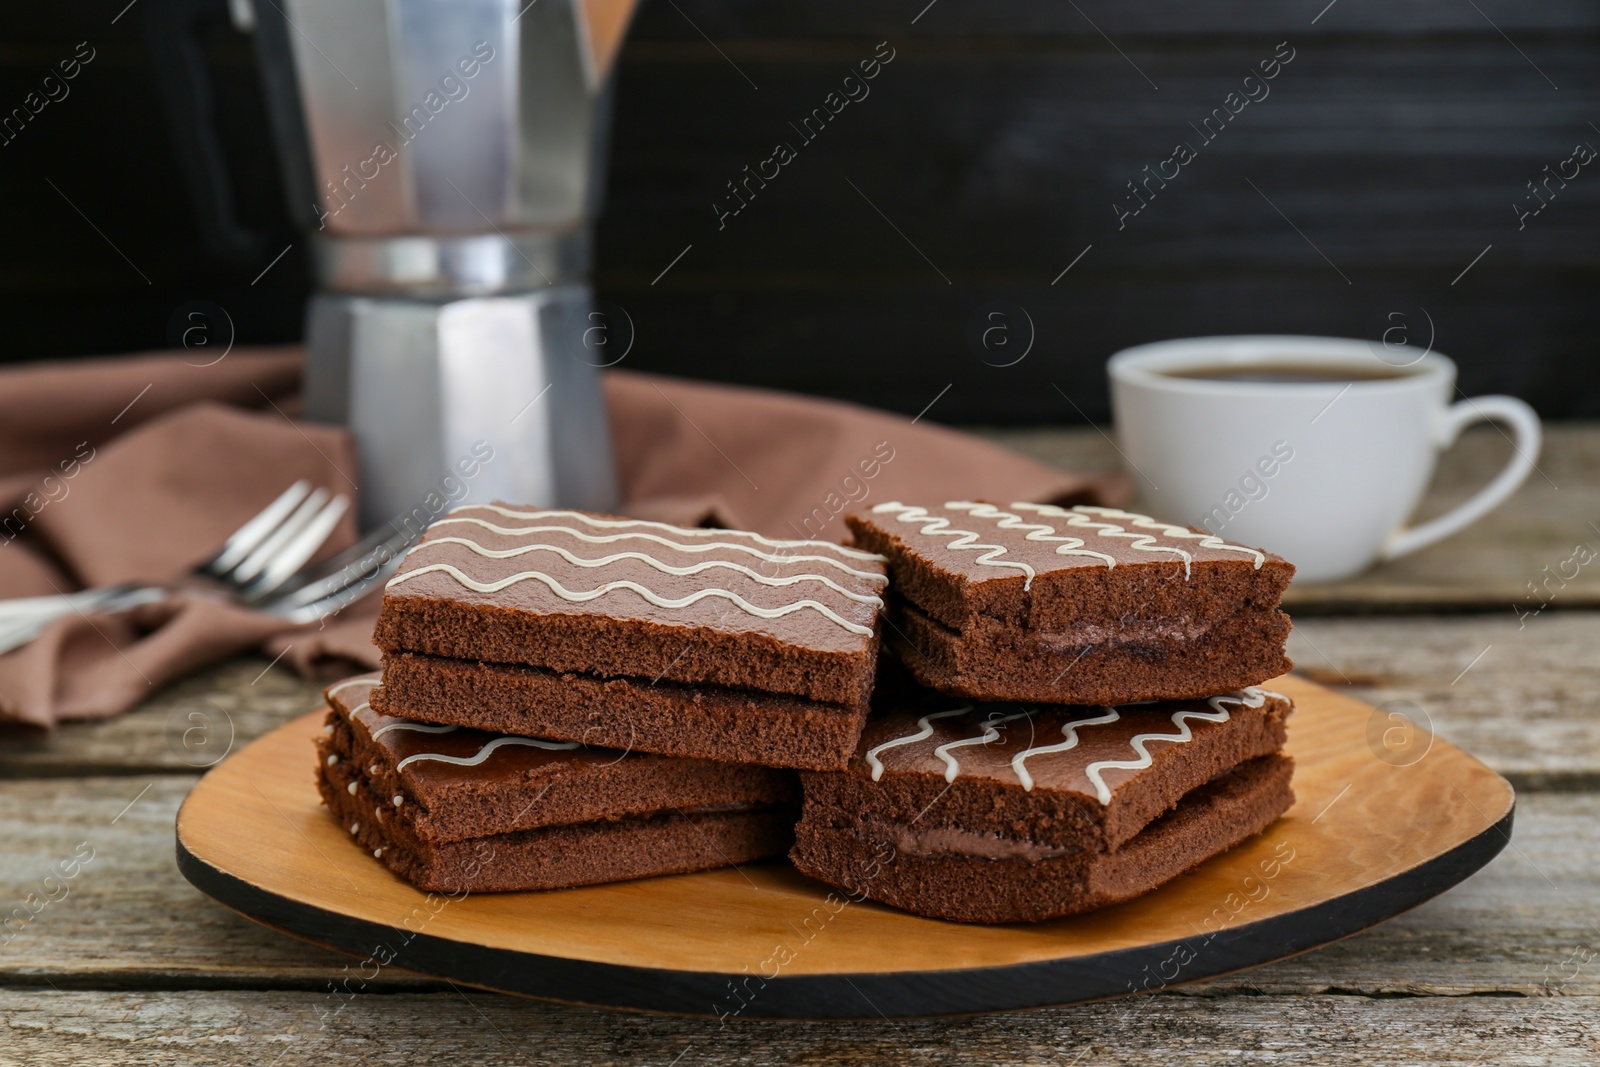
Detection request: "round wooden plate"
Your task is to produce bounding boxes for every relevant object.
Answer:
[176,675,1512,1018]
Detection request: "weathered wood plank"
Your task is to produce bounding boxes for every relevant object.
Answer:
[2,989,1596,1066]
[0,775,438,990]
[1,777,1594,998]
[0,657,326,778]
[591,37,1600,421]
[604,47,1600,275]
[1287,613,1600,789]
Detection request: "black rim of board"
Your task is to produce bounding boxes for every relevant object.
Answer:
[175,803,1512,1019]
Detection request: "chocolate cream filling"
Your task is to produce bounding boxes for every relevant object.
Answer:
[869,819,1081,862]
[864,762,1262,863]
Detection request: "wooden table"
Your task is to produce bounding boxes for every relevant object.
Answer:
[4,425,1598,1065]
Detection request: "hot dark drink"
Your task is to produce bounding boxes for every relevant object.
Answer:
[1161,363,1416,384]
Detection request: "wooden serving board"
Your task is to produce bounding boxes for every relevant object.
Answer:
[175,675,1513,1019]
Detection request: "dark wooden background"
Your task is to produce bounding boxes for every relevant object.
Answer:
[1,1,1596,422]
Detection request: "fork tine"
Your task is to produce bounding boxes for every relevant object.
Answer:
[203,481,312,575]
[225,488,331,585]
[260,520,421,611]
[265,550,405,624]
[241,494,351,598]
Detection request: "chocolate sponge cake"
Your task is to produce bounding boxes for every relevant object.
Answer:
[373,651,878,773]
[847,502,1294,704]
[315,675,799,893]
[790,687,1294,923]
[370,505,889,770]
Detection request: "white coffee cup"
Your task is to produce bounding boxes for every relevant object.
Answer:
[1107,335,1542,582]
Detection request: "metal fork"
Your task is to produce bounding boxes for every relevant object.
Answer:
[249,512,423,623]
[0,481,356,652]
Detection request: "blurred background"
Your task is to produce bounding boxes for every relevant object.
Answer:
[2,0,1595,422]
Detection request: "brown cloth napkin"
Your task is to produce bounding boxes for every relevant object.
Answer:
[0,349,1125,728]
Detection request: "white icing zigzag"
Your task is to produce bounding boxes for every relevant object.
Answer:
[1080,687,1279,804]
[395,734,581,772]
[326,677,376,698]
[448,506,885,561]
[1070,505,1267,570]
[871,500,1264,585]
[387,564,877,637]
[863,687,1286,803]
[870,502,1039,588]
[1016,503,1266,575]
[432,516,887,582]
[369,716,460,741]
[409,536,885,605]
[1010,706,1123,791]
[864,706,973,781]
[347,696,461,741]
[336,686,582,775]
[945,502,1117,569]
[933,709,1035,783]
[1008,502,1194,576]
[394,508,888,639]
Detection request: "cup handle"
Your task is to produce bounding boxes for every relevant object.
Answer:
[1379,395,1542,561]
